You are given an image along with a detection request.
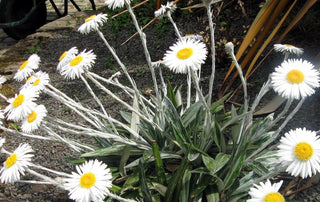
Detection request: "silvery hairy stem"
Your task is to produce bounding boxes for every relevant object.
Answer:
[0,125,53,140]
[166,12,182,39]
[96,30,151,118]
[85,72,163,133]
[125,1,160,101]
[205,4,217,107]
[44,88,102,129]
[80,74,119,136]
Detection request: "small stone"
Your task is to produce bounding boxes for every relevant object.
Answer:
[31,184,49,193]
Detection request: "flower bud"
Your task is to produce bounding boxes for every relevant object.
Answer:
[225,42,234,55]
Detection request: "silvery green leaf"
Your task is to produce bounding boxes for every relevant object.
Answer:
[152,182,167,196]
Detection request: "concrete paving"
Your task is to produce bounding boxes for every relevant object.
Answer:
[0,0,106,54]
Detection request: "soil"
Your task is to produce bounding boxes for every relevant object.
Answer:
[0,0,320,201]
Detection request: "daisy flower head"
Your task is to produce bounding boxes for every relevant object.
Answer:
[63,159,113,202]
[163,38,207,74]
[21,104,47,133]
[0,143,34,184]
[271,59,320,99]
[22,71,50,93]
[154,1,177,19]
[57,47,78,72]
[4,88,38,122]
[105,0,130,10]
[274,44,304,56]
[278,128,320,179]
[61,50,96,80]
[248,179,284,202]
[78,13,108,35]
[14,54,40,82]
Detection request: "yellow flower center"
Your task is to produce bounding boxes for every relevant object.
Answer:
[263,192,285,202]
[284,44,294,47]
[19,60,29,71]
[70,56,83,66]
[33,78,40,86]
[5,153,17,168]
[177,48,193,60]
[80,172,96,188]
[26,75,33,83]
[85,15,96,22]
[12,94,25,108]
[294,142,313,161]
[286,69,304,84]
[28,111,37,123]
[59,51,67,61]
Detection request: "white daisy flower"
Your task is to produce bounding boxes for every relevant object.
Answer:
[63,159,113,202]
[105,0,131,10]
[78,13,108,35]
[163,38,207,74]
[14,54,40,82]
[0,143,34,184]
[4,88,38,122]
[271,59,320,99]
[22,71,50,93]
[57,47,78,72]
[278,128,320,179]
[21,104,47,133]
[61,50,96,80]
[248,179,284,202]
[274,44,304,56]
[154,1,177,19]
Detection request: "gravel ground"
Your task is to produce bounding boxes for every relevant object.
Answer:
[0,1,320,201]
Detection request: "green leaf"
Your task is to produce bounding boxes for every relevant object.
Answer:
[202,155,215,174]
[181,101,202,127]
[139,159,153,202]
[131,92,140,134]
[180,168,191,202]
[205,186,220,202]
[152,182,167,196]
[167,81,178,107]
[210,92,231,113]
[214,153,231,173]
[152,141,167,185]
[120,111,132,124]
[81,145,142,157]
[202,153,230,176]
[164,156,188,202]
[223,153,246,190]
[64,157,86,165]
[125,152,181,168]
[175,86,183,108]
[119,145,130,176]
[246,161,269,176]
[190,185,207,199]
[109,184,122,194]
[123,174,140,190]
[11,124,21,130]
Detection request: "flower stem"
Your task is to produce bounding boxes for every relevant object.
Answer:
[125,2,160,101]
[206,4,217,107]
